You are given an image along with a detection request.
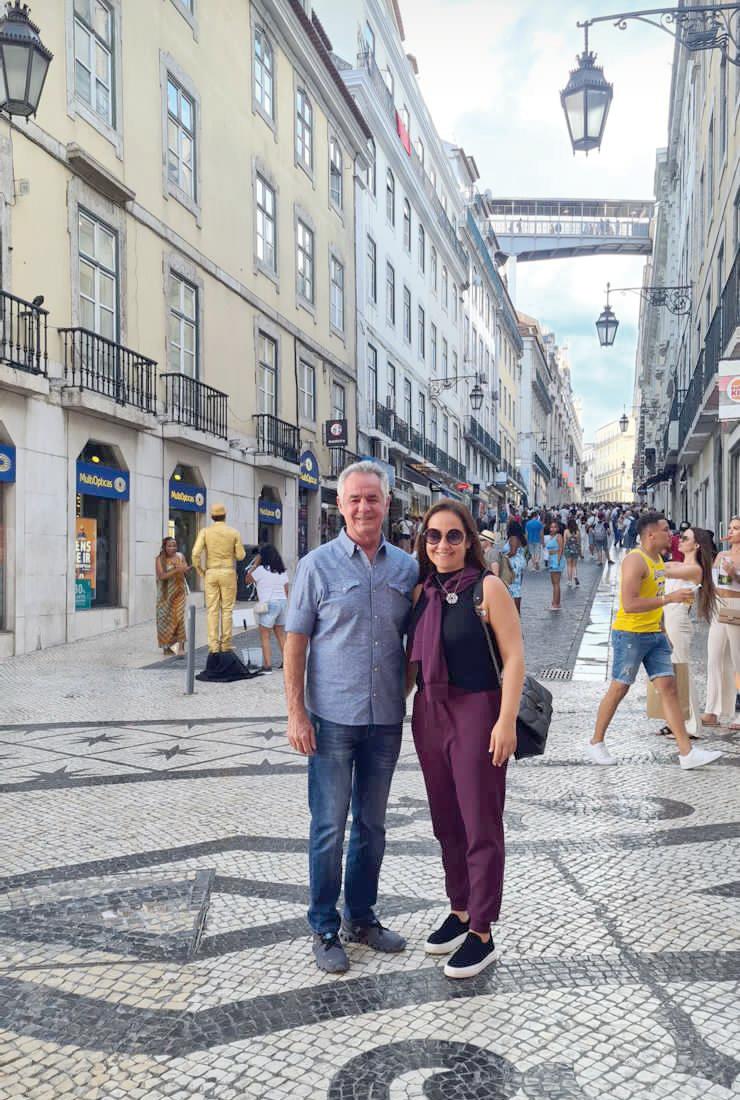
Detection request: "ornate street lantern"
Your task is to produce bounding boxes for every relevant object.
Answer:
[560,26,612,154]
[469,382,484,412]
[619,412,629,434]
[0,1,52,119]
[596,283,619,347]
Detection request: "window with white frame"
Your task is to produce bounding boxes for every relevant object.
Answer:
[367,137,376,196]
[257,331,277,415]
[418,392,426,438]
[452,420,459,461]
[367,343,378,410]
[167,77,196,199]
[403,285,411,342]
[442,337,448,379]
[329,137,343,209]
[296,88,313,171]
[431,402,437,444]
[74,0,114,125]
[430,323,437,373]
[720,57,728,162]
[403,199,411,251]
[418,223,425,272]
[367,235,377,303]
[363,20,375,56]
[78,210,117,341]
[416,137,424,165]
[442,412,449,454]
[332,381,346,420]
[330,255,345,332]
[296,220,314,303]
[403,377,412,425]
[386,262,395,324]
[418,305,425,359]
[383,66,394,99]
[387,361,396,408]
[441,266,448,309]
[167,271,197,377]
[400,104,410,135]
[386,169,395,225]
[299,359,315,420]
[431,246,437,291]
[452,283,458,322]
[255,174,276,272]
[254,27,274,120]
[452,351,458,390]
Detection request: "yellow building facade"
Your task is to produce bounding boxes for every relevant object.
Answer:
[0,0,369,656]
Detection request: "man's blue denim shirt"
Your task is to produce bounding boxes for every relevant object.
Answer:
[285,528,419,726]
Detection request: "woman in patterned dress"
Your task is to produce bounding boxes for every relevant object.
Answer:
[155,537,189,656]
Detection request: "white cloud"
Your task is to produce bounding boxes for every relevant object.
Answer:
[399,0,673,439]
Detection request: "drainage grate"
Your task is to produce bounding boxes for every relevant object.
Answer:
[540,667,572,682]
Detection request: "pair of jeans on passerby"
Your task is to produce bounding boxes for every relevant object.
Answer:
[307,713,402,935]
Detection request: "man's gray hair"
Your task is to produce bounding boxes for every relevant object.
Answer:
[337,460,390,499]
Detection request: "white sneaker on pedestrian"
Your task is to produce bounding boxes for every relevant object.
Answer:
[678,747,722,770]
[587,741,615,766]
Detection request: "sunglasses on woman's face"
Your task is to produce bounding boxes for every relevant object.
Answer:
[423,527,465,546]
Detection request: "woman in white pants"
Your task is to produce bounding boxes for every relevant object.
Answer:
[661,527,717,738]
[703,516,740,730]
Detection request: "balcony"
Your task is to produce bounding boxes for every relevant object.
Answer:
[391,415,410,449]
[375,401,393,437]
[60,327,156,413]
[0,289,48,376]
[253,414,300,465]
[409,427,425,455]
[663,388,684,461]
[464,416,500,462]
[329,447,361,478]
[533,452,551,479]
[161,373,228,440]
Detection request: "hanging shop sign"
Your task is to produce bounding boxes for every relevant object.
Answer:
[493,471,508,487]
[74,517,97,610]
[76,461,130,501]
[718,362,740,422]
[0,444,16,483]
[258,501,283,525]
[299,450,320,491]
[169,480,206,512]
[325,419,348,448]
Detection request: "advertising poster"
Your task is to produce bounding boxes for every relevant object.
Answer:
[75,517,97,609]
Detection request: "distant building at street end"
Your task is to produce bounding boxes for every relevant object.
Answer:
[590,418,636,502]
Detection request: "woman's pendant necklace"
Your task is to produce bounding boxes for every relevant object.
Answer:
[445,591,458,605]
[436,571,464,604]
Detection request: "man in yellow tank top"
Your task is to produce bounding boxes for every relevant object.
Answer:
[588,512,721,770]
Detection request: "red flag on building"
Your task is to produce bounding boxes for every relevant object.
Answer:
[396,110,411,155]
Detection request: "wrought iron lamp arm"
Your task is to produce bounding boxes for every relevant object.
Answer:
[608,284,692,315]
[578,4,740,63]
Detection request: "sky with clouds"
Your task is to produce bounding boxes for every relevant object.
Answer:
[398,0,675,440]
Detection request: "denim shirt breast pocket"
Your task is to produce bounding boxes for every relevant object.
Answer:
[385,581,413,635]
[319,579,364,631]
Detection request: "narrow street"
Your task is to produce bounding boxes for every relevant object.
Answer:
[0,562,738,1099]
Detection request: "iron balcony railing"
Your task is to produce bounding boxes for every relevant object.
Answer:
[464,415,499,461]
[678,351,704,449]
[392,415,410,448]
[0,289,48,376]
[253,414,300,464]
[375,401,393,436]
[410,427,425,455]
[60,327,156,412]
[330,447,361,478]
[161,373,228,440]
[721,244,739,353]
[533,452,550,479]
[424,439,441,467]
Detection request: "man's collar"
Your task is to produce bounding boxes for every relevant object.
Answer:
[338,527,387,557]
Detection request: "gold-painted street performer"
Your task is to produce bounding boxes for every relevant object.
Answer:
[191,502,246,654]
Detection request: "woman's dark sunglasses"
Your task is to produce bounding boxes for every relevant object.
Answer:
[423,527,465,546]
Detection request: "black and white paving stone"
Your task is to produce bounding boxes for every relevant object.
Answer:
[0,562,738,1098]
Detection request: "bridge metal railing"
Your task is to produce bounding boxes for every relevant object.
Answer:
[489,216,650,240]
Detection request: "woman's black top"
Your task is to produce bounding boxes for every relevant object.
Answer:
[408,578,502,693]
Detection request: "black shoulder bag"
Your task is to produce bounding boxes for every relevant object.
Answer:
[473,573,552,760]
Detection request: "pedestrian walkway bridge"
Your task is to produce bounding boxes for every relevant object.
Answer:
[485,198,654,262]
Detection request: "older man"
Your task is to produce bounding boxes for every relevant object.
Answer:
[284,461,418,974]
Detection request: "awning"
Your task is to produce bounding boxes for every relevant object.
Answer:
[403,463,432,489]
[638,466,676,491]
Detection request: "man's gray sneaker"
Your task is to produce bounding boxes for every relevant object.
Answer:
[312,932,349,973]
[340,918,406,953]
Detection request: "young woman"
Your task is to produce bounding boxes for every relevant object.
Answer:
[564,518,581,589]
[703,516,740,730]
[660,526,717,739]
[544,520,565,610]
[245,544,289,672]
[155,536,189,657]
[489,521,527,614]
[407,501,524,979]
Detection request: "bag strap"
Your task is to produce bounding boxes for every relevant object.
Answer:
[473,570,503,684]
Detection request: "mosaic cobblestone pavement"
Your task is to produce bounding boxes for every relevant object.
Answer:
[1,562,738,1098]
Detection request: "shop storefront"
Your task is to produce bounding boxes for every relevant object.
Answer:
[298,450,319,558]
[168,465,206,585]
[320,487,342,543]
[75,446,128,610]
[258,489,282,546]
[0,444,15,631]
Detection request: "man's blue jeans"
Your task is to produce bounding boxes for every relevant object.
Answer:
[307,713,402,935]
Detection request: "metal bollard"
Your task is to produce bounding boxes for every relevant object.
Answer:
[185,603,196,695]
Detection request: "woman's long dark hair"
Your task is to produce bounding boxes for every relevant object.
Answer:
[688,527,717,622]
[259,544,286,573]
[507,520,527,548]
[416,501,487,581]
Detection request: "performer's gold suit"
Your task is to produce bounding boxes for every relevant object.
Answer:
[191,520,245,652]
